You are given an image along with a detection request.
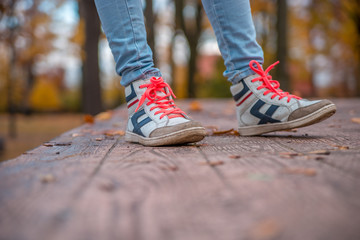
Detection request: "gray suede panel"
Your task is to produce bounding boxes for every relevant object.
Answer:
[149,121,204,138]
[288,99,333,121]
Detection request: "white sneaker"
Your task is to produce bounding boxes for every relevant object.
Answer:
[124,77,206,146]
[230,60,336,136]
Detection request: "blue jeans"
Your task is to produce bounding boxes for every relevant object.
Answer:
[94,0,264,86]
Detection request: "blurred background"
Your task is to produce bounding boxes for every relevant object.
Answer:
[0,0,359,161]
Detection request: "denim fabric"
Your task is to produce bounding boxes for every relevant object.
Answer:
[94,0,263,86]
[94,0,161,86]
[201,0,264,84]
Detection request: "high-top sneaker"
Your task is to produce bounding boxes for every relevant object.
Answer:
[230,60,336,136]
[124,77,206,146]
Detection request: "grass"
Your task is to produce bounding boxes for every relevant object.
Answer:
[0,113,83,162]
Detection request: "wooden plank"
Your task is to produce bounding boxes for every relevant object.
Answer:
[0,99,359,240]
[0,111,127,240]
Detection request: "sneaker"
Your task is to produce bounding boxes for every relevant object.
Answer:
[230,60,336,136]
[124,76,206,146]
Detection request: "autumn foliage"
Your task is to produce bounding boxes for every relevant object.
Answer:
[0,0,359,114]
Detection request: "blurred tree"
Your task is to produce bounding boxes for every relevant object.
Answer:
[175,0,203,98]
[344,0,360,96]
[275,0,289,91]
[79,0,102,115]
[0,0,61,136]
[144,0,157,65]
[2,0,17,138]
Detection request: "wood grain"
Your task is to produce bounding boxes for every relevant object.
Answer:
[0,99,359,240]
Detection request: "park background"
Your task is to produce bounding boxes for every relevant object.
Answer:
[0,0,359,161]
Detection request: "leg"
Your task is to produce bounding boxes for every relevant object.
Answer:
[201,0,264,84]
[94,0,161,86]
[94,0,206,146]
[202,0,336,135]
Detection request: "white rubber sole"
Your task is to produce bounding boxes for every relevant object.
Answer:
[238,103,337,136]
[125,127,206,146]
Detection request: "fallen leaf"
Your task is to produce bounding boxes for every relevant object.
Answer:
[279,152,303,157]
[95,138,103,141]
[281,128,298,132]
[250,219,281,240]
[229,155,241,159]
[331,144,349,150]
[112,122,122,127]
[71,133,81,137]
[40,174,55,183]
[199,160,224,166]
[95,110,113,121]
[84,114,94,124]
[43,143,54,147]
[211,128,240,136]
[104,130,125,136]
[55,142,72,146]
[188,143,209,147]
[189,100,203,112]
[351,118,360,124]
[282,168,317,176]
[98,180,116,192]
[160,166,179,171]
[308,150,330,155]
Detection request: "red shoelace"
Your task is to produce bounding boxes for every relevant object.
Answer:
[249,60,301,103]
[135,77,186,119]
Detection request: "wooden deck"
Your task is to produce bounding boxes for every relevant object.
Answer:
[1,99,360,240]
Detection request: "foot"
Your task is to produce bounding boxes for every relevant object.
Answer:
[230,60,336,136]
[124,77,206,146]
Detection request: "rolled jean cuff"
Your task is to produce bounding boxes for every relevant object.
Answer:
[227,67,257,85]
[121,68,162,86]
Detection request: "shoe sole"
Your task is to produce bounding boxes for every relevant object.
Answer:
[238,103,337,136]
[125,127,206,146]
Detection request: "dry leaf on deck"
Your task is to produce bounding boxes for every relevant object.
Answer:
[279,152,303,157]
[282,168,317,176]
[281,128,298,132]
[229,155,241,159]
[84,114,94,124]
[308,150,330,155]
[250,219,281,240]
[40,174,56,183]
[104,130,125,136]
[351,118,360,124]
[331,144,349,150]
[160,165,179,171]
[98,180,116,192]
[211,128,240,136]
[189,101,203,112]
[55,142,72,146]
[43,143,54,147]
[199,160,224,166]
[96,110,113,121]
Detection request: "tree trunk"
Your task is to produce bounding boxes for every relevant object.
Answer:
[187,2,202,98]
[144,0,156,65]
[355,0,360,96]
[275,0,290,91]
[174,0,202,98]
[7,1,17,138]
[79,0,102,115]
